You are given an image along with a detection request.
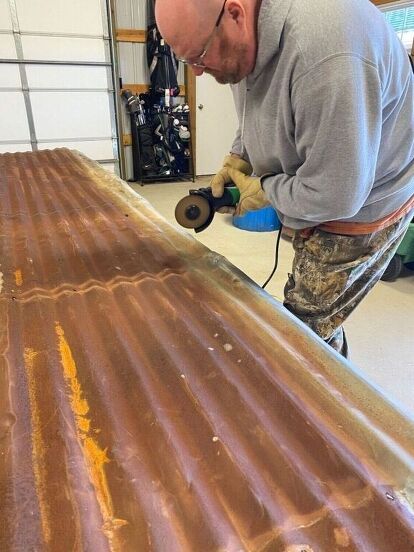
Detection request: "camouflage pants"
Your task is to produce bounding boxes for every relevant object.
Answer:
[284,212,412,358]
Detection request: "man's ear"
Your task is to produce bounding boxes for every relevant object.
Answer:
[226,1,246,27]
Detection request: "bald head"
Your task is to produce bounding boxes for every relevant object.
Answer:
[155,0,225,60]
[155,0,261,84]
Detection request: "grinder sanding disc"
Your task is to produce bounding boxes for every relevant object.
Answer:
[175,195,211,229]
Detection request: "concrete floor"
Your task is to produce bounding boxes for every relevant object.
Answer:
[131,178,414,417]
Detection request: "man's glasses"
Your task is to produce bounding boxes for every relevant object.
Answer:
[177,0,227,68]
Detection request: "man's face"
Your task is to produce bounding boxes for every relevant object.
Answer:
[193,30,250,85]
[155,1,255,85]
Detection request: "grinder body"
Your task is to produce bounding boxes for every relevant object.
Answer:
[175,186,240,232]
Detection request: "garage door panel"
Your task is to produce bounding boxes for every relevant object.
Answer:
[101,163,116,173]
[30,91,112,140]
[0,92,31,141]
[0,63,21,87]
[15,0,104,35]
[38,139,113,160]
[0,33,17,58]
[0,0,12,31]
[0,0,118,172]
[21,36,106,63]
[0,143,31,153]
[26,65,108,89]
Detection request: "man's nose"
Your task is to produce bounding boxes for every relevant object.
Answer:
[192,66,205,76]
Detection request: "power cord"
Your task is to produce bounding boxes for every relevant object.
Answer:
[262,225,283,289]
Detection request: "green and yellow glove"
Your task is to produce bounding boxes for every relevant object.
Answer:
[222,168,270,216]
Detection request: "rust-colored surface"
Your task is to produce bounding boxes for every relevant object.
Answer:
[0,149,414,551]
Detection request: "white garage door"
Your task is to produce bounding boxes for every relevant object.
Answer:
[0,0,120,173]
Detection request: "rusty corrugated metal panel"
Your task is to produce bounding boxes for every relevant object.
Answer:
[0,149,413,551]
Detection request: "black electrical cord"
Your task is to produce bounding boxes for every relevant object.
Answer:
[261,225,283,289]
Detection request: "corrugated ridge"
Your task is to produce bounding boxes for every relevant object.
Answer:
[1,149,414,551]
[0,149,187,296]
[6,282,414,549]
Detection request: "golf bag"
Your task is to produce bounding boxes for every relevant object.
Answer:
[146,1,180,100]
[122,90,191,180]
[122,90,158,179]
[147,0,156,26]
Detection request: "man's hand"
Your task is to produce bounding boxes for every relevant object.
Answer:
[210,154,252,199]
[225,168,270,215]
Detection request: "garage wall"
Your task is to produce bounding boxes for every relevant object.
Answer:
[0,0,120,173]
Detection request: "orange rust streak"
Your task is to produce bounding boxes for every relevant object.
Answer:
[55,323,127,550]
[14,269,23,287]
[24,348,52,545]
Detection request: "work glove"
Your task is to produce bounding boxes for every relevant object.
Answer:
[220,168,270,216]
[210,154,252,197]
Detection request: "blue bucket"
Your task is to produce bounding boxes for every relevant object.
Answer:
[233,205,281,232]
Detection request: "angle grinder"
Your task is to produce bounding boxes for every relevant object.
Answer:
[175,186,240,232]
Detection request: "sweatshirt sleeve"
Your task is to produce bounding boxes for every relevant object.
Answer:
[262,55,383,227]
[231,125,244,157]
[230,83,251,163]
[230,124,251,165]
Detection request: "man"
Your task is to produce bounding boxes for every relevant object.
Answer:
[156,0,414,357]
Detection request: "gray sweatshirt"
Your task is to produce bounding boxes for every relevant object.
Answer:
[231,0,414,229]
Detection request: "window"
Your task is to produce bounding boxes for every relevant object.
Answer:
[383,6,414,51]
